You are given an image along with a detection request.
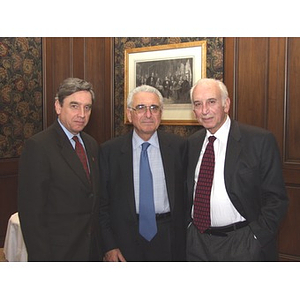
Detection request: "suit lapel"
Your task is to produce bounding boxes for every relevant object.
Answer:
[81,134,96,183]
[187,130,205,197]
[158,131,175,210]
[224,120,242,190]
[54,122,91,188]
[120,132,137,218]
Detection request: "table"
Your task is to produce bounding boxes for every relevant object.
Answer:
[3,212,28,262]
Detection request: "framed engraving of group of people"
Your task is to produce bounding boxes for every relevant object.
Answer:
[124,41,207,125]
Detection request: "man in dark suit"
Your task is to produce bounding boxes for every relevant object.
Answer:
[18,78,101,261]
[99,85,187,261]
[187,78,289,261]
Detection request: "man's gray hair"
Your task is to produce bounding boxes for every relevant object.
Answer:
[190,78,228,106]
[127,85,164,108]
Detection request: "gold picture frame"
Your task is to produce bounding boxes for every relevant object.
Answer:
[124,41,207,125]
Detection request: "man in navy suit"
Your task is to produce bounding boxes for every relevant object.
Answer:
[186,78,288,261]
[18,78,101,261]
[99,85,187,261]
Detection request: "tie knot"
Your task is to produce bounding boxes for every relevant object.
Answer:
[141,142,150,152]
[208,136,216,143]
[72,136,79,143]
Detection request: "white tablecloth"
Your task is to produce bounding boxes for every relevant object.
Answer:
[3,212,28,262]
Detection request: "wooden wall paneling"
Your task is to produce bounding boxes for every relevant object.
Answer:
[104,38,115,141]
[267,38,286,157]
[283,168,300,186]
[83,38,114,144]
[43,37,113,144]
[278,37,300,261]
[235,37,269,128]
[278,187,300,261]
[72,37,85,79]
[43,37,74,128]
[223,37,236,118]
[266,37,295,260]
[224,37,300,261]
[285,38,300,162]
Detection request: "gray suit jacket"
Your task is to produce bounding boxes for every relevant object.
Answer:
[99,129,187,261]
[18,120,101,261]
[187,120,289,259]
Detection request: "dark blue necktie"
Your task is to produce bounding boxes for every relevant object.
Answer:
[139,142,157,241]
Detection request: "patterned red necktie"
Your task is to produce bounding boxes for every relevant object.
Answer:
[72,136,90,180]
[193,135,216,233]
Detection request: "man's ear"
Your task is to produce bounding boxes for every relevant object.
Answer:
[54,99,61,115]
[224,97,231,113]
[126,108,132,123]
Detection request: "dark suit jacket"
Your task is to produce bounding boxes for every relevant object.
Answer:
[99,130,187,261]
[187,120,289,260]
[18,120,101,261]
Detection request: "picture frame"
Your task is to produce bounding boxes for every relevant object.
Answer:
[124,41,207,125]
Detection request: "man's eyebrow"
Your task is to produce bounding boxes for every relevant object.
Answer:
[69,101,91,105]
[194,98,217,102]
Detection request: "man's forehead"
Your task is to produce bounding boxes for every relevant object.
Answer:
[193,83,220,98]
[133,92,159,103]
[64,91,92,103]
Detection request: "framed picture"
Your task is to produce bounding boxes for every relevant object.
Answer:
[124,41,207,125]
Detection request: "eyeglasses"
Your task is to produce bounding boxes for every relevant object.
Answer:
[129,104,161,115]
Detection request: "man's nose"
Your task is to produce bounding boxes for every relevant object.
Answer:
[78,106,86,117]
[145,107,152,117]
[201,102,209,114]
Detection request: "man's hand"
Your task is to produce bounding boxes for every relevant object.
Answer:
[103,248,126,262]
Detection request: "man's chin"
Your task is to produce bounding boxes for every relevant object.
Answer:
[72,125,86,134]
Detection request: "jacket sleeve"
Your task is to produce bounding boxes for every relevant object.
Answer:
[98,145,118,253]
[18,138,52,261]
[228,130,288,246]
[244,132,289,247]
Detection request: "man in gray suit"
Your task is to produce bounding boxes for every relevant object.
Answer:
[99,85,187,261]
[18,78,101,261]
[187,78,288,261]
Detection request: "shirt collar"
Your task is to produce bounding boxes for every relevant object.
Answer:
[57,118,82,142]
[132,130,159,150]
[206,115,231,143]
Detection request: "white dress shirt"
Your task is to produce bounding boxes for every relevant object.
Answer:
[193,115,245,226]
[132,130,170,214]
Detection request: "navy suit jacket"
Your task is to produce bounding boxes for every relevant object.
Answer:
[99,129,187,261]
[18,120,101,261]
[187,120,289,259]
